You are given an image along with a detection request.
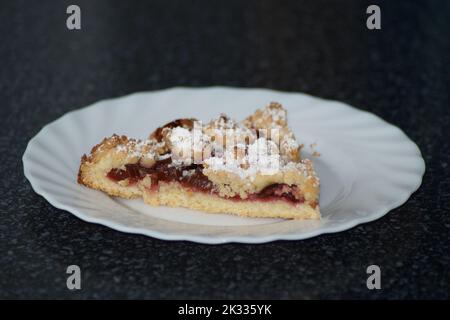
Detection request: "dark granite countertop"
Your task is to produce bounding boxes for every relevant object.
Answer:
[1,0,449,299]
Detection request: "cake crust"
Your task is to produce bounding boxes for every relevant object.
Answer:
[142,181,320,220]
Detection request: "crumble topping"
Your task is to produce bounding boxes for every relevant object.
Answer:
[103,102,318,199]
[243,102,287,128]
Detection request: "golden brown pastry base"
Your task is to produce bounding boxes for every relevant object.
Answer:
[142,182,320,220]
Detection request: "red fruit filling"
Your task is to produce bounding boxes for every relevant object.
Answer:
[107,158,305,204]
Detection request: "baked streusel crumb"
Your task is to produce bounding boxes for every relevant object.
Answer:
[78,102,320,220]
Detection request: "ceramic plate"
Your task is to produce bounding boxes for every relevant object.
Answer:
[23,87,425,244]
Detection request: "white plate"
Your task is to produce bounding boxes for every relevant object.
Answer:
[23,87,425,244]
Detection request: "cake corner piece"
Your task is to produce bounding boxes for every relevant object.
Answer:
[77,102,321,220]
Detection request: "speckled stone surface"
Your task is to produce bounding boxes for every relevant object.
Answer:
[1,0,449,299]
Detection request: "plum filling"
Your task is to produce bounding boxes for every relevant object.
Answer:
[107,159,305,204]
[253,183,304,204]
[107,158,214,191]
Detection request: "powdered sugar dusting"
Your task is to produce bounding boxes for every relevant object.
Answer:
[266,103,286,124]
[114,138,154,160]
[111,102,315,182]
[204,137,284,179]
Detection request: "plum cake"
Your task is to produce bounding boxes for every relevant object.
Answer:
[78,102,320,219]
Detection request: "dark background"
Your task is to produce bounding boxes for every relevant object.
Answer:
[1,0,449,299]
